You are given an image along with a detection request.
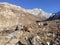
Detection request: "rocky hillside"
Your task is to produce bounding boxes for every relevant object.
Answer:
[0,2,60,45]
[0,2,40,31]
[0,19,60,45]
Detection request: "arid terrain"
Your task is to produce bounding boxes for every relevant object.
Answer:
[0,2,60,45]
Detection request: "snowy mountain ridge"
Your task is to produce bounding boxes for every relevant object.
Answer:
[27,8,51,18]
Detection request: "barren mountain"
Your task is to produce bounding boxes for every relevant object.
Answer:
[0,2,40,31]
[27,8,51,20]
[0,2,60,45]
[46,11,60,21]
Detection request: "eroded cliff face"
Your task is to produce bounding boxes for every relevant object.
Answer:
[0,2,60,45]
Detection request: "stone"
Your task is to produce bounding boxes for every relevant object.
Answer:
[0,2,60,45]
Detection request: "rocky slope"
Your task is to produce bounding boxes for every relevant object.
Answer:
[0,2,40,32]
[0,19,60,45]
[0,2,60,45]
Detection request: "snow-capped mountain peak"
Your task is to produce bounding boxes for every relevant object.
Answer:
[27,8,51,19]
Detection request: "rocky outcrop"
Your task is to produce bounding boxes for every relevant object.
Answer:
[0,19,60,45]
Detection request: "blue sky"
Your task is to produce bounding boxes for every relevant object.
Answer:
[0,0,60,13]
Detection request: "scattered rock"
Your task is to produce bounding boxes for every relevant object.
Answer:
[0,2,60,45]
